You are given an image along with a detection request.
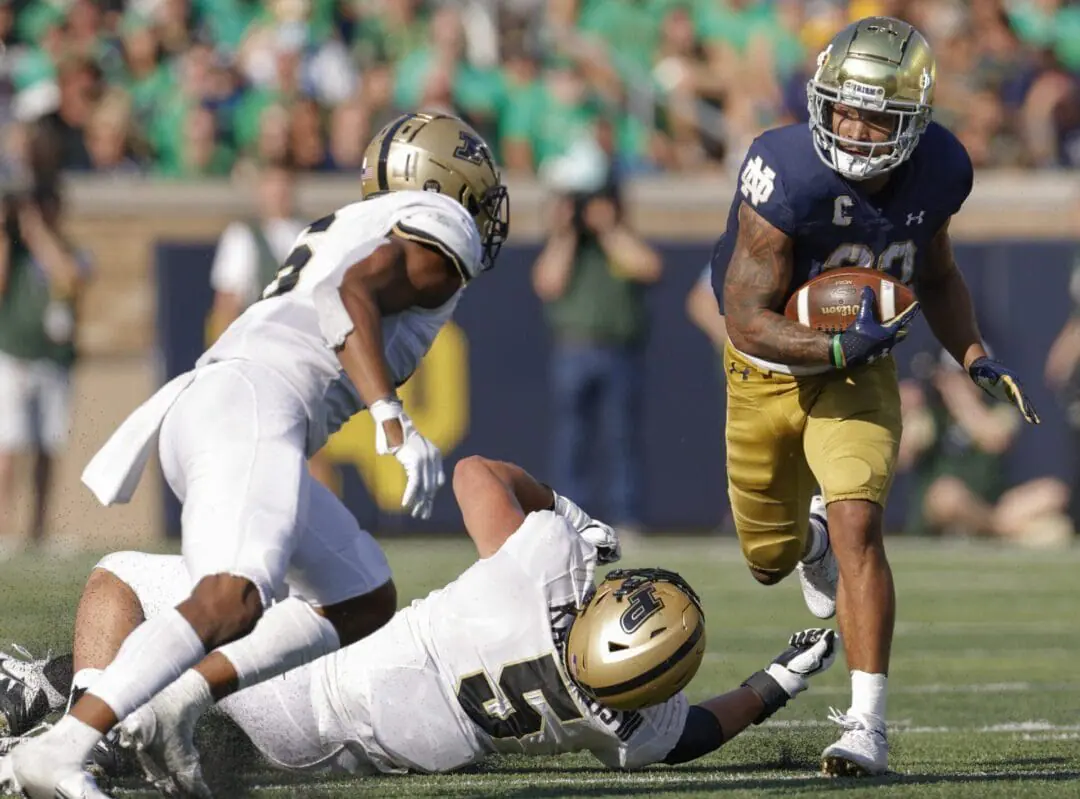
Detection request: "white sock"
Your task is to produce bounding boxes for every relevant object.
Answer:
[159,669,213,719]
[802,515,829,563]
[215,598,340,691]
[34,714,102,768]
[72,668,104,694]
[87,609,205,743]
[850,670,887,728]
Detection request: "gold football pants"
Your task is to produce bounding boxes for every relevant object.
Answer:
[724,342,901,578]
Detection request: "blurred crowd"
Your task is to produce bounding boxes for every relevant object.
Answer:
[0,0,1077,184]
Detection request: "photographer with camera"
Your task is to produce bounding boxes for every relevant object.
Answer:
[532,133,662,536]
[0,182,91,553]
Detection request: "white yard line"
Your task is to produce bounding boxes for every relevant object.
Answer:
[763,719,1080,734]
[707,620,1080,638]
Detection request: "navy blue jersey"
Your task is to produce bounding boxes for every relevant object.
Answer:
[711,121,973,312]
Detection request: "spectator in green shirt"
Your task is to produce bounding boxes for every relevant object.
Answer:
[532,134,663,533]
[0,184,91,552]
[502,57,600,173]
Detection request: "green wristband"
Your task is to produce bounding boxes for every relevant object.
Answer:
[829,336,845,369]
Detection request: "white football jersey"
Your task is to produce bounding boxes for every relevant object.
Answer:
[310,511,689,774]
[199,190,480,454]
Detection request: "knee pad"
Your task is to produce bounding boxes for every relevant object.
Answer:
[741,536,803,582]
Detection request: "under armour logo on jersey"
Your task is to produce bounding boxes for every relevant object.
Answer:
[728,362,752,381]
[906,210,925,226]
[740,156,775,207]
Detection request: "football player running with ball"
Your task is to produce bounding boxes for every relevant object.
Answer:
[1,112,510,798]
[712,17,1039,776]
[1,456,837,794]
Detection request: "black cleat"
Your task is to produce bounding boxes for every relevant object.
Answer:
[0,646,67,737]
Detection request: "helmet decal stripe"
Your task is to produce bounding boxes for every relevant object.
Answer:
[377,114,414,192]
[586,622,705,699]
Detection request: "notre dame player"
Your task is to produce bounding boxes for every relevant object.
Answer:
[2,113,509,798]
[712,17,1039,776]
[1,455,836,794]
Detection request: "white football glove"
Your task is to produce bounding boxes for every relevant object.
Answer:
[765,628,839,698]
[371,398,445,519]
[552,491,621,564]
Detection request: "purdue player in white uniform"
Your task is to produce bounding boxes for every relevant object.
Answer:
[2,457,838,794]
[1,113,510,799]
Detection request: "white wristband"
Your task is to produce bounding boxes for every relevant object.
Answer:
[766,663,806,698]
[370,398,404,424]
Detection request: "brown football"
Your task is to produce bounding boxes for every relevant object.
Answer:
[783,267,917,335]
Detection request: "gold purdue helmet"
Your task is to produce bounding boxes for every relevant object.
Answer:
[808,16,935,180]
[361,112,509,277]
[565,568,706,711]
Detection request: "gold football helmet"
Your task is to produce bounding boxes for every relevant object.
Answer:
[361,112,509,276]
[807,16,935,180]
[564,568,706,712]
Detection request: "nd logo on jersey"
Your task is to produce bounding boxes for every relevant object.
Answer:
[740,156,775,207]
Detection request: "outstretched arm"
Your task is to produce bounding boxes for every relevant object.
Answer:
[453,456,555,559]
[722,202,832,365]
[914,220,987,370]
[333,237,461,444]
[661,629,837,765]
[453,456,620,563]
[917,220,1040,424]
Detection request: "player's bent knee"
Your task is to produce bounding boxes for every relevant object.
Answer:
[320,579,397,646]
[93,551,148,587]
[183,574,264,647]
[742,538,802,584]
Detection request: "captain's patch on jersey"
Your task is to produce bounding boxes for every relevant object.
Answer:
[740,156,776,208]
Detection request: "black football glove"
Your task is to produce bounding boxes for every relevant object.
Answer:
[766,628,839,698]
[968,356,1041,425]
[741,628,838,723]
[830,287,920,369]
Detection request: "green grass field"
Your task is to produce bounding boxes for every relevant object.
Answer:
[2,536,1079,797]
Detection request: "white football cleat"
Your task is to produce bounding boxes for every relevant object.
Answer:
[1,745,112,798]
[119,692,211,799]
[821,708,889,777]
[797,495,838,619]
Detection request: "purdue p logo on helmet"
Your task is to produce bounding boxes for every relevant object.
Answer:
[360,112,510,277]
[565,568,707,712]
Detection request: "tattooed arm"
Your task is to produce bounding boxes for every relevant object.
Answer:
[914,220,986,370]
[722,202,832,365]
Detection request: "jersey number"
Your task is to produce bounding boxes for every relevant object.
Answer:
[822,240,916,283]
[456,653,583,740]
[261,212,337,300]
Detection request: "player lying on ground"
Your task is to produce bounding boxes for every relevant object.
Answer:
[0,456,837,797]
[712,15,1039,778]
[0,112,511,799]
